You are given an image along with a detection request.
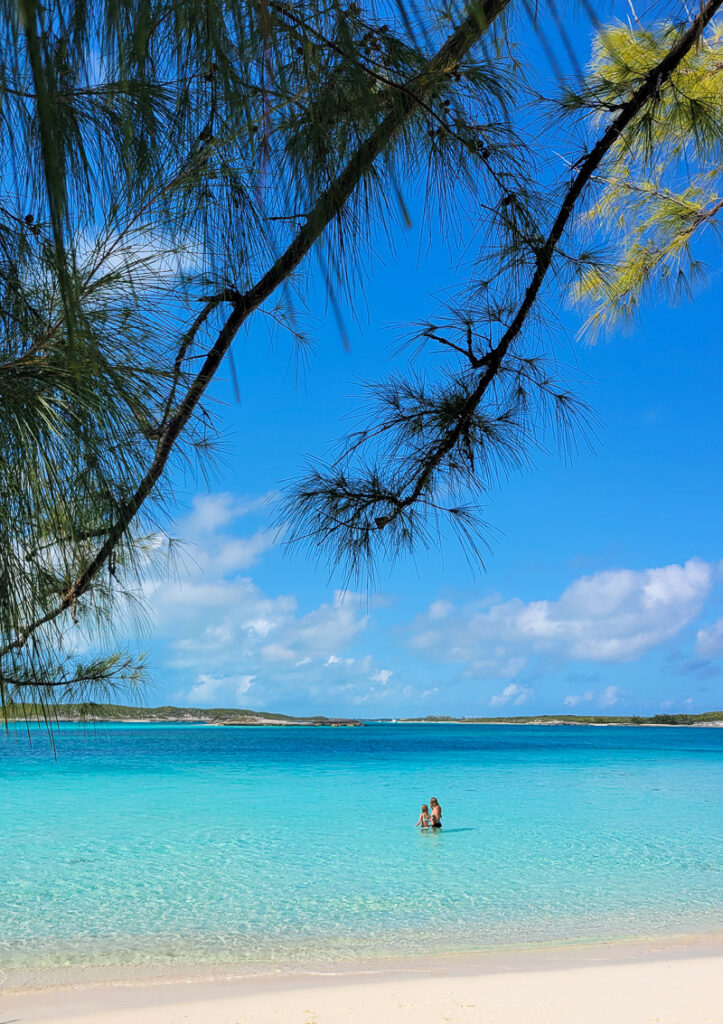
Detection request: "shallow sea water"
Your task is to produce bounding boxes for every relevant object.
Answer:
[1,723,721,972]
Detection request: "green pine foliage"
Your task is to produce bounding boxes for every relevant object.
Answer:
[572,21,723,335]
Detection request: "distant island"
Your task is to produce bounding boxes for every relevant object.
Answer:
[1,703,364,726]
[399,711,723,726]
[3,703,722,727]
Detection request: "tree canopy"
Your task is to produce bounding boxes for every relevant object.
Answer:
[0,0,721,717]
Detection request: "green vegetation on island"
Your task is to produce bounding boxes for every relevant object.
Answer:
[1,703,363,726]
[400,712,723,726]
[2,704,721,727]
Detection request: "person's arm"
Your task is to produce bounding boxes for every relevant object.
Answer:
[415,813,422,827]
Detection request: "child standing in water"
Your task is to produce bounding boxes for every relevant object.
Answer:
[415,804,431,829]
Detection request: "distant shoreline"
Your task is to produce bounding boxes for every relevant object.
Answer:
[390,718,723,727]
[3,703,722,727]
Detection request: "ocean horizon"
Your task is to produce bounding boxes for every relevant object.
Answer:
[2,722,722,980]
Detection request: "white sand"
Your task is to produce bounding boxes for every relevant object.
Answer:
[3,938,721,1024]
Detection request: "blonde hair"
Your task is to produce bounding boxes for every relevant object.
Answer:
[421,803,429,813]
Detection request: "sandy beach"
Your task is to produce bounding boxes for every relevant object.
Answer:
[3,936,721,1024]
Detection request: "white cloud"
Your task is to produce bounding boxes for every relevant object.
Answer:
[411,559,713,677]
[261,644,297,662]
[187,673,224,703]
[183,493,239,534]
[288,591,368,657]
[428,600,452,620]
[187,672,254,704]
[183,492,274,534]
[186,673,255,704]
[236,675,255,698]
[323,655,357,669]
[154,577,368,674]
[697,617,723,659]
[599,685,621,708]
[370,669,393,686]
[563,691,594,707]
[141,495,386,710]
[161,589,364,675]
[210,529,279,574]
[245,618,275,638]
[176,493,279,576]
[490,683,533,707]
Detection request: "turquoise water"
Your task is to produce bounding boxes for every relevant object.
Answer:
[1,723,722,972]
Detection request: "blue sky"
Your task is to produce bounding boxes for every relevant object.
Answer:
[137,6,723,717]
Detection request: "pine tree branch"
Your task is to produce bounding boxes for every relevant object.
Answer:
[687,195,723,232]
[0,0,509,658]
[368,0,723,524]
[158,287,243,433]
[17,0,76,340]
[1,671,117,689]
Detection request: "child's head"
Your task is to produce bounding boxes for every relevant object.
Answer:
[421,804,429,813]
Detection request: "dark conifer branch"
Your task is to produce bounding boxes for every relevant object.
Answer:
[281,0,723,580]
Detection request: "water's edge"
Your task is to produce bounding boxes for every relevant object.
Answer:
[3,928,723,996]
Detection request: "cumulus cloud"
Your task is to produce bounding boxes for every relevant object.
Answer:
[183,492,275,534]
[428,600,453,620]
[187,673,254,704]
[697,617,723,659]
[187,673,224,703]
[142,495,392,709]
[154,577,368,682]
[563,691,594,707]
[490,683,533,707]
[599,685,622,708]
[174,493,279,576]
[323,654,358,669]
[261,644,297,662]
[370,669,393,685]
[411,559,713,677]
